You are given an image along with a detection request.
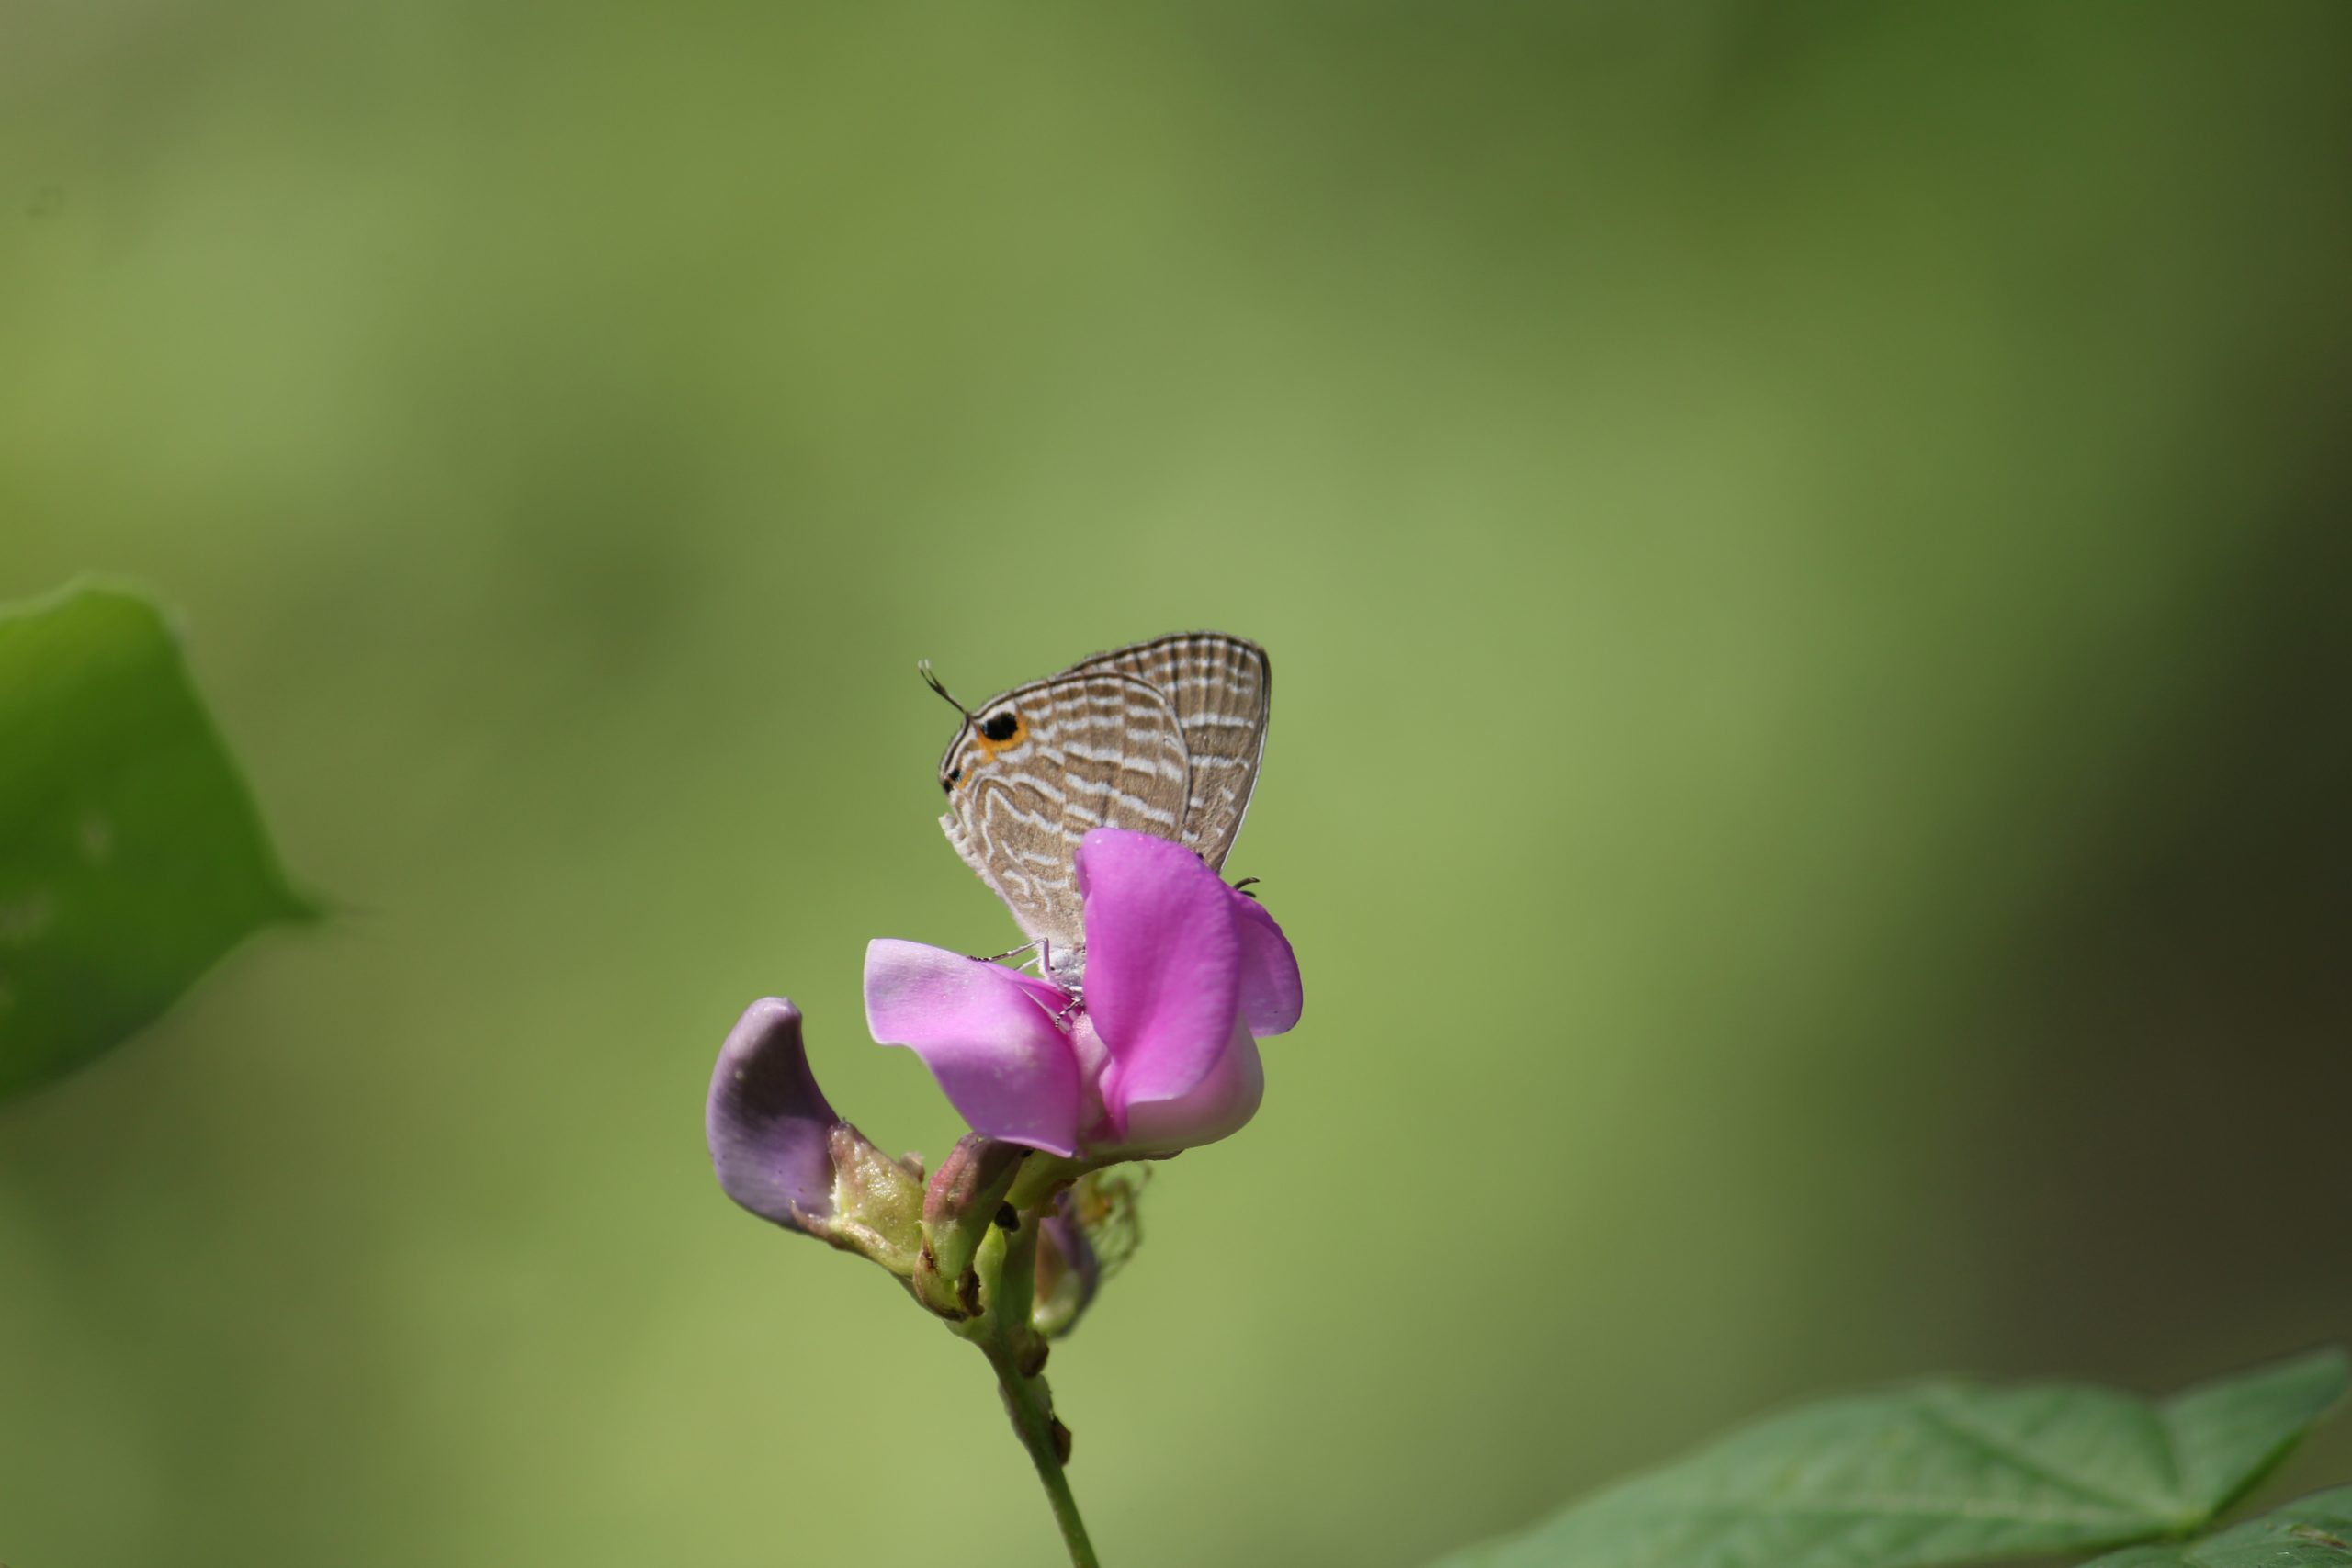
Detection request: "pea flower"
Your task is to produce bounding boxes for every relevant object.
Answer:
[865,827,1301,1157]
[706,811,1302,1566]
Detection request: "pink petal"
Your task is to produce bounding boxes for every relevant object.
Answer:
[1065,1012,1114,1148]
[863,939,1082,1156]
[1116,1015,1264,1152]
[1227,887,1303,1037]
[1075,829,1242,1126]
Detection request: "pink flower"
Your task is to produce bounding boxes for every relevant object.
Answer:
[865,829,1301,1156]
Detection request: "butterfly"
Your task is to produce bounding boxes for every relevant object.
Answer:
[921,631,1271,990]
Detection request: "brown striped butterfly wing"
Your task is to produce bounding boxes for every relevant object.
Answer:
[1072,632,1270,873]
[937,671,1193,955]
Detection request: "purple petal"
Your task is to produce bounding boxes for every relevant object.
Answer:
[1227,888,1303,1037]
[707,998,840,1233]
[1077,829,1243,1129]
[864,939,1082,1156]
[1115,1014,1264,1151]
[1035,1191,1102,1336]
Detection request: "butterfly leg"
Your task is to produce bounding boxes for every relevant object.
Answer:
[969,938,1046,966]
[1229,875,1261,900]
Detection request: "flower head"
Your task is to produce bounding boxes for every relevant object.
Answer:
[865,828,1301,1156]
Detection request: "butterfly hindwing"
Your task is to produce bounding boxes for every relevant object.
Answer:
[1072,632,1270,872]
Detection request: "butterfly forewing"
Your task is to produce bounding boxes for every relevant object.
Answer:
[1072,632,1270,872]
[939,671,1192,955]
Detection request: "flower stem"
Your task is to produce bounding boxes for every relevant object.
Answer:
[989,1343,1099,1568]
[973,1211,1101,1567]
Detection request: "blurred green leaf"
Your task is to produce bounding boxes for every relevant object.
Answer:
[0,581,312,1100]
[2083,1486,2352,1567]
[1435,1349,2348,1568]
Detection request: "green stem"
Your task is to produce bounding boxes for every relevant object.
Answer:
[989,1341,1098,1568]
[974,1213,1100,1568]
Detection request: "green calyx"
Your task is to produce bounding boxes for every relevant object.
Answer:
[815,1123,926,1276]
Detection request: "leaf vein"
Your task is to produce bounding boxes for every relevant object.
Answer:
[1911,1395,2173,1522]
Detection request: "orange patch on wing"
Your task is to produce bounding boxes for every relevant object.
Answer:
[971,715,1027,761]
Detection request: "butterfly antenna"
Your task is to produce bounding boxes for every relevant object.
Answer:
[918,660,976,720]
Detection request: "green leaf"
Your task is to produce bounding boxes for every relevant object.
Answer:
[1435,1348,2348,1568]
[2083,1486,2352,1567]
[0,581,312,1100]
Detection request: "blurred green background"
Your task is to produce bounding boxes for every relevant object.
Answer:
[4,4,2349,1565]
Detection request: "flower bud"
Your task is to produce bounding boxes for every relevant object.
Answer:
[1030,1190,1102,1339]
[912,1133,1028,1318]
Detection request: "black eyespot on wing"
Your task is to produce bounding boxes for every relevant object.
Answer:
[943,767,961,792]
[980,711,1019,742]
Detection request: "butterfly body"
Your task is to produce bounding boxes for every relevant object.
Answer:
[933,632,1271,990]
